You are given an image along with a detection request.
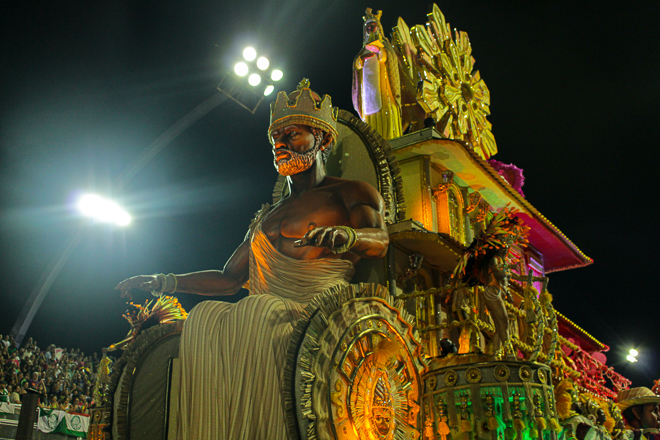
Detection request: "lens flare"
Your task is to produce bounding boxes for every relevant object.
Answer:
[77,194,131,226]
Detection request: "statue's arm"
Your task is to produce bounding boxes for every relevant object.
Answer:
[346,188,389,259]
[295,181,389,259]
[171,238,250,296]
[115,237,250,298]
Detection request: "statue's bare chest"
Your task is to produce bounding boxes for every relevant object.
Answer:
[260,189,350,243]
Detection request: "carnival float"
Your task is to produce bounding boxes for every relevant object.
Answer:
[87,5,651,440]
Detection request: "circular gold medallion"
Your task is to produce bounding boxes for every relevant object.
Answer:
[519,365,532,381]
[287,284,425,440]
[465,367,482,384]
[537,368,548,384]
[444,370,458,387]
[494,364,510,382]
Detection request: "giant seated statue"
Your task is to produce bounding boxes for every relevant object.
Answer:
[106,80,426,440]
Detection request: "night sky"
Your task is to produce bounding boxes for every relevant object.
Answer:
[1,1,658,387]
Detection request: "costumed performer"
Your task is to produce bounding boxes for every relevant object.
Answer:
[617,387,660,440]
[115,79,390,440]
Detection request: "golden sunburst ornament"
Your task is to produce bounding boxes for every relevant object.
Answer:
[393,4,497,159]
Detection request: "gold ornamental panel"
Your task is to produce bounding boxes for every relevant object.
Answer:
[285,283,427,440]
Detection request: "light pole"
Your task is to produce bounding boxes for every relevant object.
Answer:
[10,47,285,345]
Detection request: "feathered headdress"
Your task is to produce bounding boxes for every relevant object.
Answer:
[451,206,529,287]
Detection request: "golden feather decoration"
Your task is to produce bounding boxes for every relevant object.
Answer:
[555,379,575,421]
[108,296,188,351]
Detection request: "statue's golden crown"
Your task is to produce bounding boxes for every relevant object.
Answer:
[268,78,338,142]
[363,8,382,23]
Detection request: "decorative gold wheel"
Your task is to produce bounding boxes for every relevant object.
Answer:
[284,283,427,440]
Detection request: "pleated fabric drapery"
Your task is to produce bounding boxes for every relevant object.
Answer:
[177,207,354,440]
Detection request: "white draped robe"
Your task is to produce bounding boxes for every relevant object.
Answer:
[177,206,355,439]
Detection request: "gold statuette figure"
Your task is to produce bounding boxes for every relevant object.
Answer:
[352,8,403,140]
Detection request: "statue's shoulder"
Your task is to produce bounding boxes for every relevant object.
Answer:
[325,177,384,209]
[248,203,271,235]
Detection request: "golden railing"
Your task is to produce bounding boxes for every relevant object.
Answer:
[396,276,560,365]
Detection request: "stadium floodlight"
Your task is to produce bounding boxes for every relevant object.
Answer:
[256,57,270,71]
[248,73,261,86]
[77,194,131,226]
[243,47,257,61]
[220,45,283,113]
[271,69,283,81]
[234,62,248,77]
[629,349,638,357]
[626,354,638,363]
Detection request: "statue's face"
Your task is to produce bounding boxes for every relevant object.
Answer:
[270,124,320,176]
[372,407,394,436]
[364,20,380,43]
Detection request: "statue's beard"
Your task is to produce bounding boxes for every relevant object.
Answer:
[275,143,321,176]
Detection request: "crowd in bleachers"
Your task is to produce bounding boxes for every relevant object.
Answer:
[0,333,113,414]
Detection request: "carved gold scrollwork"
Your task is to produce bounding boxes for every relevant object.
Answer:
[465,191,482,214]
[432,170,455,199]
[432,183,450,198]
[331,379,345,418]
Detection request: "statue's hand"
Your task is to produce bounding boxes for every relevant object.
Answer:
[114,275,161,301]
[293,226,348,252]
[359,48,377,60]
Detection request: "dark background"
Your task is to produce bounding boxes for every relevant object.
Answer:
[1,1,658,386]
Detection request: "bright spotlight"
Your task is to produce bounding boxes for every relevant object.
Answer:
[264,85,275,96]
[271,69,283,81]
[256,57,270,70]
[248,73,261,86]
[626,354,638,363]
[234,62,248,77]
[243,47,257,61]
[629,349,639,357]
[77,194,131,226]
